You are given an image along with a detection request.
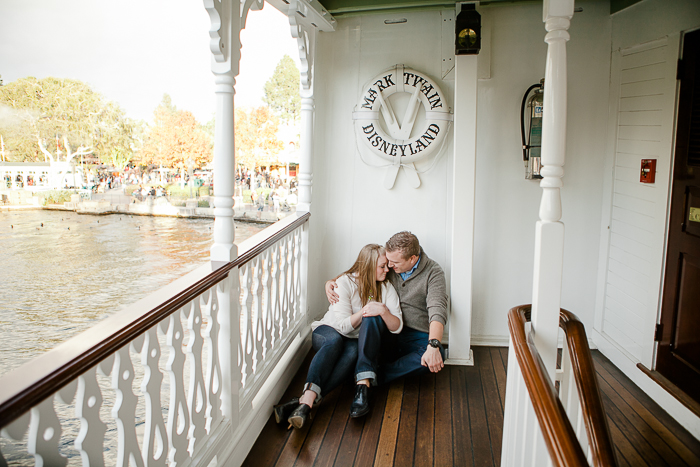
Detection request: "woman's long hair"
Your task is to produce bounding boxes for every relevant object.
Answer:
[337,244,386,306]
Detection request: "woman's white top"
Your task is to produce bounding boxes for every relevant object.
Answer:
[311,274,403,338]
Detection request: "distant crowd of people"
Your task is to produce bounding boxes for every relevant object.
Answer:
[240,168,298,218]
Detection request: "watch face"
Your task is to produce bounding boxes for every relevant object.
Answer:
[429,339,440,348]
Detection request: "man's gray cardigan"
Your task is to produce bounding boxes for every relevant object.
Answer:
[387,247,448,333]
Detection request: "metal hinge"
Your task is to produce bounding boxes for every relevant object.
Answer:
[677,59,684,80]
[654,323,664,341]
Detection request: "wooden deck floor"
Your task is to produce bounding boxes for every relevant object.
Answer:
[244,347,700,467]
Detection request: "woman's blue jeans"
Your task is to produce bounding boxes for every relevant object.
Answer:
[305,325,358,397]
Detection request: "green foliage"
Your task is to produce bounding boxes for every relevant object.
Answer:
[0,77,139,163]
[166,184,210,199]
[262,55,301,123]
[197,199,210,207]
[42,190,74,205]
[109,147,132,171]
[242,187,272,203]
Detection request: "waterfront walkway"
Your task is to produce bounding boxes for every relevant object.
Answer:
[0,188,293,223]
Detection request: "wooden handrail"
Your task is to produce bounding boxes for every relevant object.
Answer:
[558,309,617,467]
[0,211,310,429]
[508,304,617,467]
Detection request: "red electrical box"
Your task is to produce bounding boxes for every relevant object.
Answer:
[640,159,656,184]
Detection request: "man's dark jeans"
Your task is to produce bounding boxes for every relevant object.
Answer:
[354,316,445,386]
[305,325,358,397]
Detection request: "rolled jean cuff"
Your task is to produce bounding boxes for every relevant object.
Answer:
[355,371,376,386]
[303,382,322,396]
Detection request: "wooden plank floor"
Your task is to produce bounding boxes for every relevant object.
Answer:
[244,347,700,467]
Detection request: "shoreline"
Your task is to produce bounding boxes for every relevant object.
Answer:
[0,203,288,224]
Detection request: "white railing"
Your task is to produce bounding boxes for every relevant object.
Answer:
[500,305,617,467]
[0,212,311,467]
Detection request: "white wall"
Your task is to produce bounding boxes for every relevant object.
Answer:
[308,10,455,321]
[307,0,612,344]
[471,0,612,344]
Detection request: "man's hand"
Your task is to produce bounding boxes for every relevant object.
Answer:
[325,280,339,304]
[421,346,444,373]
[361,301,387,318]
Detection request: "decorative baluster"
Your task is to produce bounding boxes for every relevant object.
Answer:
[293,230,302,322]
[185,296,207,453]
[241,263,255,387]
[111,340,145,467]
[203,285,222,431]
[28,398,66,467]
[252,257,265,374]
[238,263,250,385]
[140,325,167,467]
[285,234,295,325]
[287,232,297,325]
[283,235,295,329]
[270,245,281,344]
[0,412,30,463]
[285,233,296,324]
[27,380,75,467]
[75,366,108,466]
[298,222,311,329]
[261,249,273,359]
[162,310,190,466]
[278,238,289,335]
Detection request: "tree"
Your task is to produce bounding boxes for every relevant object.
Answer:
[141,94,213,170]
[234,106,284,170]
[262,55,301,123]
[0,77,138,165]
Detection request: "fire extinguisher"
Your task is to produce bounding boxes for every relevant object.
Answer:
[521,79,544,179]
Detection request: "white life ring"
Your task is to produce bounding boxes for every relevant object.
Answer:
[352,65,452,165]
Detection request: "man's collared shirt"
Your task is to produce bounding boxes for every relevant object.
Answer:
[399,255,421,281]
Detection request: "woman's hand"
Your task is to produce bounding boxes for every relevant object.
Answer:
[325,280,339,304]
[361,302,387,317]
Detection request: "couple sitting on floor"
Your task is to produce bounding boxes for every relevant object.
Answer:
[274,231,448,429]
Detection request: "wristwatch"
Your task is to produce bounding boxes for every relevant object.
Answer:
[428,339,441,348]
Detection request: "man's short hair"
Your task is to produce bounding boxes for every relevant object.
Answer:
[386,231,420,259]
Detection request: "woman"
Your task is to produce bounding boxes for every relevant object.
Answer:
[274,244,403,429]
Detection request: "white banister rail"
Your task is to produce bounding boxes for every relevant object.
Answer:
[0,212,310,467]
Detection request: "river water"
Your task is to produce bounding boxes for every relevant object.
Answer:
[0,210,265,377]
[0,210,266,465]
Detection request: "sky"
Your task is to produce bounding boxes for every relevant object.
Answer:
[0,0,301,124]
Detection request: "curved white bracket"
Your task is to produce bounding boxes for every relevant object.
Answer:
[283,0,337,94]
[204,0,264,77]
[289,14,316,93]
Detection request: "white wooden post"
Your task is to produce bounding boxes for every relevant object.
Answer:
[530,0,574,379]
[500,2,573,465]
[286,0,331,213]
[207,0,244,264]
[204,0,262,428]
[447,53,477,366]
[210,69,237,264]
[297,93,313,213]
[285,0,335,324]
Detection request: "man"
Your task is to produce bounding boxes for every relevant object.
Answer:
[325,231,448,417]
